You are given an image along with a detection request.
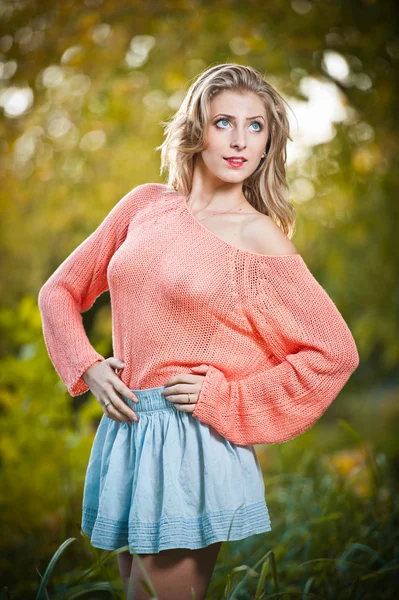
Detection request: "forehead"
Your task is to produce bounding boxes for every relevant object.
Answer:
[209,90,266,117]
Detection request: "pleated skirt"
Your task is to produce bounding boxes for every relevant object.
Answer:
[81,385,272,554]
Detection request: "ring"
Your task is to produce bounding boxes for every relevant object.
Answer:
[104,401,111,409]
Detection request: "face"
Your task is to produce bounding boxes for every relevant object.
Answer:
[199,89,269,184]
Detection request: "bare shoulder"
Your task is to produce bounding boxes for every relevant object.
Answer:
[243,213,298,256]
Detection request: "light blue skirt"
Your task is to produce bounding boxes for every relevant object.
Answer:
[81,385,272,554]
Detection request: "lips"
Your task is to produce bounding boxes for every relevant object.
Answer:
[223,157,247,162]
[224,157,247,168]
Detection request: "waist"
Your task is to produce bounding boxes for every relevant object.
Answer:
[121,385,178,414]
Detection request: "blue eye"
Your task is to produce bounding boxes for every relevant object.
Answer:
[215,118,263,132]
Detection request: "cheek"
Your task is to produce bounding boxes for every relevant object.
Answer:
[201,136,224,165]
[204,133,221,154]
[201,150,222,173]
[205,126,226,149]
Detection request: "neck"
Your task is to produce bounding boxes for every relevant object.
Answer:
[187,167,246,213]
[187,187,247,212]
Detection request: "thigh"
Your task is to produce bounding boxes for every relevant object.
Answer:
[128,541,222,600]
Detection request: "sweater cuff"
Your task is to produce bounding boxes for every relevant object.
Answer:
[68,356,105,397]
[192,364,227,424]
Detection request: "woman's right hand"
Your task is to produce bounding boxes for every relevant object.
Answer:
[82,357,139,423]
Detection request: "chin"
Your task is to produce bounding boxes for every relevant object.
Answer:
[215,174,245,185]
[215,167,248,180]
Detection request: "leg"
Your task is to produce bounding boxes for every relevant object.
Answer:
[117,551,133,598]
[128,541,222,600]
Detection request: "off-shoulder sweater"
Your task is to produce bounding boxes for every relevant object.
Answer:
[38,183,360,446]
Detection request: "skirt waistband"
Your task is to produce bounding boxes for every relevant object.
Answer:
[121,386,177,414]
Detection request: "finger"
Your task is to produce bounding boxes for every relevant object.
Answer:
[108,388,139,422]
[106,357,125,371]
[104,399,128,422]
[163,374,200,389]
[174,404,196,413]
[104,403,124,422]
[162,384,199,402]
[190,365,210,372]
[107,403,134,423]
[114,382,139,405]
[113,374,139,404]
[164,391,197,405]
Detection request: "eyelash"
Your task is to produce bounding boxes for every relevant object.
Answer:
[214,118,264,132]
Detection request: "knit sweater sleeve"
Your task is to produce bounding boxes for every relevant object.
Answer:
[192,254,360,446]
[38,183,152,397]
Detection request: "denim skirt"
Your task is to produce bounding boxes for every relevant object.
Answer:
[81,385,272,554]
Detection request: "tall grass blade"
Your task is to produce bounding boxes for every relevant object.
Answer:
[35,537,77,600]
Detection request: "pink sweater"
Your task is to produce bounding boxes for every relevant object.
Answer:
[38,183,360,446]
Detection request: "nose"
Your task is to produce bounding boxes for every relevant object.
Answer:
[230,124,247,151]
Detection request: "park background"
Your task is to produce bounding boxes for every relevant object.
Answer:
[0,0,398,598]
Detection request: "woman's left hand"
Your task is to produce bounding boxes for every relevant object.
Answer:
[162,364,210,413]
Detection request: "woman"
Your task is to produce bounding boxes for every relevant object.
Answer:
[38,63,359,600]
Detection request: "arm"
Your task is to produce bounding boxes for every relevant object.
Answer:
[38,183,153,396]
[192,254,360,446]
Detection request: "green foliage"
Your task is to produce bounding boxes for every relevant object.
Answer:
[0,297,103,597]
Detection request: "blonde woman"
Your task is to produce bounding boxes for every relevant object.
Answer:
[38,63,359,600]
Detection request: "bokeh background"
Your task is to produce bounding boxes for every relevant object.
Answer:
[1,0,398,598]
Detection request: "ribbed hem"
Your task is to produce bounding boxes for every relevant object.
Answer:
[81,499,272,554]
[192,364,228,425]
[68,355,105,397]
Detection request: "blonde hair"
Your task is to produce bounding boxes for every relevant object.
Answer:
[156,62,296,238]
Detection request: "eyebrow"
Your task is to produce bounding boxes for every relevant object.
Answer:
[213,113,265,121]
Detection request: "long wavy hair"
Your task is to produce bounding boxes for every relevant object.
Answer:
[156,63,296,238]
